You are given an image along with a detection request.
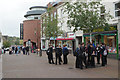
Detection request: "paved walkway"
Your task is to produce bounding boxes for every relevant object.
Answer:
[0,55,2,80]
[2,51,118,78]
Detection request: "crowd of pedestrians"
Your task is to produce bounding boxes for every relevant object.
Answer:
[46,42,108,70]
[3,45,30,55]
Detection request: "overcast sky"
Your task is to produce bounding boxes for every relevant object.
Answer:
[0,0,54,37]
[0,0,118,37]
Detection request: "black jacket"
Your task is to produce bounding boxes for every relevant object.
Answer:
[55,47,62,57]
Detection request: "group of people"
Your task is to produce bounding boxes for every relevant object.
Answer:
[74,42,108,69]
[8,46,30,55]
[46,42,108,70]
[46,44,69,65]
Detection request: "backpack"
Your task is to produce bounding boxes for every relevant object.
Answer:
[103,49,107,56]
[64,48,69,55]
[73,48,79,56]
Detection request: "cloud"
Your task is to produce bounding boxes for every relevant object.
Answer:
[0,0,53,37]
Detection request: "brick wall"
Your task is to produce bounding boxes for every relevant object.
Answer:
[23,20,41,49]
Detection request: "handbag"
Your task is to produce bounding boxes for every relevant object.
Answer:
[83,52,88,56]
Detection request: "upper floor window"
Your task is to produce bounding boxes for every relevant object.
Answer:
[115,2,120,17]
[34,17,38,19]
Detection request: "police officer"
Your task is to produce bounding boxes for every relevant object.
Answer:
[79,43,87,69]
[90,44,96,68]
[63,44,69,64]
[74,43,81,68]
[47,44,54,64]
[55,45,62,65]
[96,44,101,64]
[100,43,107,66]
[87,42,91,66]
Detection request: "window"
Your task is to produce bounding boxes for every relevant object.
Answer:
[115,2,120,17]
[34,17,38,19]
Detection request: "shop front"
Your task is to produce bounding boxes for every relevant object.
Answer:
[41,37,48,50]
[83,30,119,59]
[56,32,76,53]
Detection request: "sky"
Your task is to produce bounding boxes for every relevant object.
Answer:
[0,0,118,37]
[0,0,54,37]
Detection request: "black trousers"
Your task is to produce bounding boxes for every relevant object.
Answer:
[88,53,91,66]
[63,55,68,64]
[91,55,95,67]
[97,52,100,64]
[79,56,87,69]
[101,55,105,66]
[75,56,80,68]
[104,55,107,65]
[55,55,61,65]
[26,51,29,55]
[48,54,54,64]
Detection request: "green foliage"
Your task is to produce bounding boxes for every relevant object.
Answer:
[64,1,113,33]
[43,7,63,39]
[3,40,11,48]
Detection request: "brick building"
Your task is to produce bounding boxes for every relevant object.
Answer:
[23,6,47,49]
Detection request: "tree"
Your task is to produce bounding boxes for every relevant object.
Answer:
[64,1,112,42]
[3,40,11,48]
[43,7,63,42]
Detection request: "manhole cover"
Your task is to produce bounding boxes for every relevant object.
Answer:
[68,67,74,69]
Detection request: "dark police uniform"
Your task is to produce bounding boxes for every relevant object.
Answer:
[79,46,87,69]
[96,46,101,64]
[55,47,62,65]
[47,47,54,64]
[74,47,80,68]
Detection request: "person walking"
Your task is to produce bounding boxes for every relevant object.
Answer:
[46,44,54,64]
[96,44,101,64]
[62,44,69,64]
[55,45,62,65]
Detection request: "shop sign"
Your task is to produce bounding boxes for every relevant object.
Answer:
[50,37,56,40]
[67,33,75,39]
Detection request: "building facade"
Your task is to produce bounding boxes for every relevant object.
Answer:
[23,6,47,50]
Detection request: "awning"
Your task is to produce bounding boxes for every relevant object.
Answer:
[56,38,74,40]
